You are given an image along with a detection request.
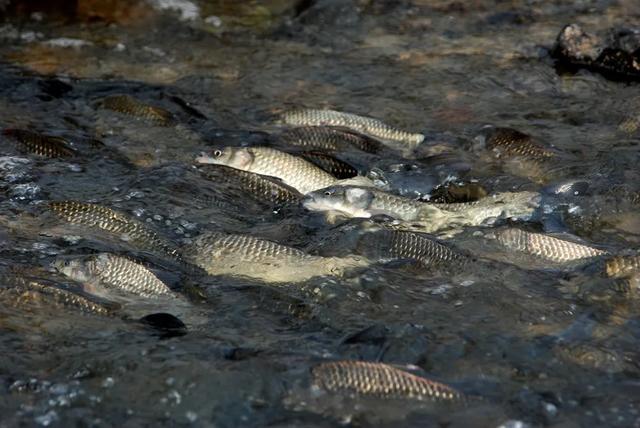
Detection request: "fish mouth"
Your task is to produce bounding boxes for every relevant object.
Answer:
[302,194,337,213]
[194,152,215,164]
[301,194,321,211]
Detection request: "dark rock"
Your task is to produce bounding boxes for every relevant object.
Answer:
[553,24,602,64]
[139,312,187,338]
[552,23,640,82]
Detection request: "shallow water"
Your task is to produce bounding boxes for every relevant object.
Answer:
[1,0,640,426]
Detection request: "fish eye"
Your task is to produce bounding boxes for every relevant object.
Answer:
[213,150,222,157]
[324,190,333,196]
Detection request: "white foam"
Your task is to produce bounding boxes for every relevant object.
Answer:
[42,38,92,48]
[150,0,200,21]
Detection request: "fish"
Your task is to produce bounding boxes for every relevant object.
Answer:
[280,126,383,153]
[303,186,540,233]
[304,186,427,221]
[618,115,640,134]
[605,255,640,277]
[183,231,366,283]
[48,201,183,263]
[475,128,574,184]
[3,129,76,158]
[480,127,555,159]
[311,361,463,402]
[53,253,175,299]
[197,164,303,206]
[99,94,173,125]
[356,229,468,268]
[195,146,338,194]
[278,109,424,148]
[298,151,358,179]
[494,228,607,263]
[0,278,117,316]
[609,273,640,295]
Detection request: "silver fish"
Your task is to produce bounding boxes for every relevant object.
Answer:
[495,228,607,263]
[48,201,183,264]
[280,126,383,153]
[197,164,302,206]
[312,361,463,402]
[357,229,467,268]
[605,255,640,278]
[3,129,77,158]
[100,94,173,125]
[304,186,426,221]
[0,278,117,316]
[303,186,540,233]
[196,146,338,194]
[298,151,359,179]
[474,127,563,183]
[183,231,365,283]
[279,109,424,147]
[53,253,175,299]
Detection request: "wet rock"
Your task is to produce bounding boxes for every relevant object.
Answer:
[553,24,602,62]
[1,0,153,24]
[552,24,640,82]
[76,0,153,24]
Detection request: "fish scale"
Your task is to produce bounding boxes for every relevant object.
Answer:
[49,201,183,263]
[196,146,338,194]
[0,279,115,316]
[89,254,173,297]
[427,200,482,212]
[100,94,173,125]
[182,231,364,283]
[279,109,424,147]
[370,190,427,220]
[312,361,463,402]
[3,129,76,158]
[191,232,316,263]
[298,151,358,179]
[605,255,640,277]
[56,253,174,298]
[485,127,555,159]
[198,164,302,205]
[495,228,607,263]
[280,126,383,153]
[248,147,337,194]
[358,229,466,267]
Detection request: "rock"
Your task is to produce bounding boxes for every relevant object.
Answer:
[552,23,640,82]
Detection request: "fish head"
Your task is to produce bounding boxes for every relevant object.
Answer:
[303,186,373,217]
[343,186,375,208]
[471,125,493,152]
[52,257,93,283]
[195,147,254,169]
